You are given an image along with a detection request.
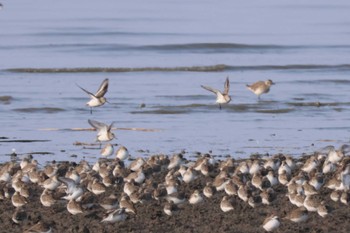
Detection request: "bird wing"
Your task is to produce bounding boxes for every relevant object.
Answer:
[223,77,230,95]
[95,79,109,98]
[247,81,264,91]
[201,85,220,95]
[108,121,115,131]
[88,119,107,130]
[76,84,95,97]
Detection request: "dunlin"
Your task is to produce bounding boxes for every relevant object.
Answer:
[201,76,231,109]
[247,79,275,99]
[168,154,183,170]
[248,195,262,208]
[24,221,52,233]
[326,145,344,164]
[152,184,167,200]
[284,207,309,223]
[220,196,234,212]
[101,208,127,223]
[11,191,27,208]
[77,78,109,114]
[120,193,137,214]
[301,156,319,173]
[262,214,280,232]
[303,195,319,212]
[166,191,186,205]
[264,158,281,171]
[203,182,216,198]
[266,170,278,187]
[12,207,27,224]
[278,170,291,186]
[129,157,145,172]
[249,160,262,175]
[330,190,340,202]
[44,162,58,178]
[303,182,318,196]
[124,169,145,184]
[278,160,291,176]
[261,188,276,205]
[91,178,106,195]
[322,160,336,174]
[237,184,249,202]
[88,119,115,144]
[189,190,203,205]
[116,145,129,161]
[317,201,331,217]
[101,143,114,157]
[182,167,197,183]
[163,201,179,216]
[224,180,238,196]
[251,173,264,190]
[340,191,350,205]
[309,172,324,191]
[67,199,83,215]
[123,179,138,196]
[40,189,56,207]
[42,175,61,191]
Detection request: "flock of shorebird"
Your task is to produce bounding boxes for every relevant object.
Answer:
[1,143,350,232]
[4,77,349,232]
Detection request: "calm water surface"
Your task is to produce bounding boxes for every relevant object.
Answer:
[0,0,350,163]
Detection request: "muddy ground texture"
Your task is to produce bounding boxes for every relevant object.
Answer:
[1,152,350,233]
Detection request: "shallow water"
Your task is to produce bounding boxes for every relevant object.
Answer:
[0,0,350,163]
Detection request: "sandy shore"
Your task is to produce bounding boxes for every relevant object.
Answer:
[1,151,350,233]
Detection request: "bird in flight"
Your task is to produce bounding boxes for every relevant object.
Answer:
[201,77,231,110]
[77,78,109,114]
[88,119,115,147]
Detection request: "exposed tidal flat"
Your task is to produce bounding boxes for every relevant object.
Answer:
[1,147,350,232]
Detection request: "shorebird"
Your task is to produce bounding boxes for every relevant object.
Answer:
[88,119,115,145]
[120,193,137,214]
[246,79,275,99]
[40,189,56,207]
[77,78,109,114]
[67,199,84,215]
[91,179,106,195]
[101,208,127,223]
[166,191,186,205]
[101,143,114,157]
[11,191,27,208]
[189,190,203,205]
[203,182,215,198]
[262,214,280,232]
[42,175,61,191]
[317,201,331,217]
[24,221,52,233]
[284,207,309,223]
[116,145,129,161]
[129,157,145,172]
[182,167,197,183]
[12,207,27,224]
[163,201,179,216]
[201,76,231,110]
[220,196,234,212]
[168,154,184,170]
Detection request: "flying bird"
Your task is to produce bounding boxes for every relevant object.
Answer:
[77,78,109,114]
[88,119,115,146]
[201,77,231,110]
